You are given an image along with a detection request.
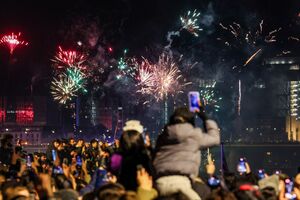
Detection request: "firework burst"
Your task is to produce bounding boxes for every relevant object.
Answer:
[52,46,87,70]
[134,58,156,95]
[199,84,222,112]
[67,68,88,93]
[0,32,28,54]
[180,9,202,37]
[219,20,281,68]
[130,54,188,102]
[51,75,78,104]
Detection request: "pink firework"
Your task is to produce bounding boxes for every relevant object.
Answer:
[134,58,156,94]
[0,32,28,54]
[52,46,87,70]
[153,54,183,101]
[134,54,188,101]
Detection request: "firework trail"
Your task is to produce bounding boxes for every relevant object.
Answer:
[0,32,28,54]
[288,36,300,42]
[243,48,262,66]
[165,31,180,51]
[238,79,241,116]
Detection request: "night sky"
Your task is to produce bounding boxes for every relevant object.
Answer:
[0,0,299,96]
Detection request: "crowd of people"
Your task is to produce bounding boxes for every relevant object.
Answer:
[0,107,299,200]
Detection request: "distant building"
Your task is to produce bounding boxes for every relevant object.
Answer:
[0,96,46,145]
[264,57,300,142]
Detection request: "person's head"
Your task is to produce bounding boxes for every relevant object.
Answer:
[96,183,125,200]
[206,189,237,200]
[120,120,145,154]
[234,184,264,200]
[155,192,190,200]
[54,189,79,200]
[224,172,237,191]
[260,187,277,200]
[69,138,76,146]
[1,134,13,148]
[120,130,145,154]
[169,107,195,126]
[2,182,30,200]
[90,139,99,148]
[76,139,84,147]
[53,174,73,190]
[294,173,300,188]
[119,191,138,200]
[53,139,61,149]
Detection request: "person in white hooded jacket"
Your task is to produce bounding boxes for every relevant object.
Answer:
[153,107,220,200]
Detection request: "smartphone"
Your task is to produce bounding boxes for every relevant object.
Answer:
[188,91,201,112]
[257,169,265,179]
[52,149,57,161]
[26,155,32,168]
[53,166,64,174]
[237,158,247,173]
[207,176,220,187]
[285,179,296,200]
[76,155,82,167]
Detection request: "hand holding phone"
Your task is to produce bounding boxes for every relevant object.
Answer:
[257,169,265,179]
[76,155,82,168]
[285,179,297,200]
[52,150,57,161]
[26,155,32,168]
[237,158,247,174]
[188,91,201,113]
[207,176,220,187]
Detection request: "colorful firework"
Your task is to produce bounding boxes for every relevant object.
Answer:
[199,86,222,112]
[52,46,87,70]
[51,75,78,104]
[130,54,188,102]
[67,68,88,93]
[134,58,156,95]
[153,54,190,101]
[180,9,202,37]
[0,32,28,54]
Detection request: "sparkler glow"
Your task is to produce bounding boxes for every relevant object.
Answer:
[0,32,28,54]
[180,10,202,37]
[52,46,87,70]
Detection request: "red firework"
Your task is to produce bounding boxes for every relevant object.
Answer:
[0,32,28,54]
[53,46,87,70]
